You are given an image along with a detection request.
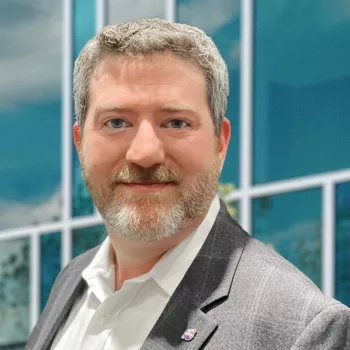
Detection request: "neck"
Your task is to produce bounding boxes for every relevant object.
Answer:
[108,217,204,291]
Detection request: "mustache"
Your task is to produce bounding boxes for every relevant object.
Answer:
[109,165,182,187]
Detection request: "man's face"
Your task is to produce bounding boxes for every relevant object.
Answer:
[73,52,230,242]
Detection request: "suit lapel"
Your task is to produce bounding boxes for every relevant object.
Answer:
[142,203,250,350]
[141,280,217,350]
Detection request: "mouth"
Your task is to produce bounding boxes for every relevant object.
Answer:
[120,181,176,192]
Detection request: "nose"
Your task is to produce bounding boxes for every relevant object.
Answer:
[126,120,165,168]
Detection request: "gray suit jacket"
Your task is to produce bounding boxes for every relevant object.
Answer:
[26,204,350,349]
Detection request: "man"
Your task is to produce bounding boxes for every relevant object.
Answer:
[26,18,349,349]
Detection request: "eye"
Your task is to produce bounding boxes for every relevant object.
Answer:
[105,118,130,129]
[163,119,190,129]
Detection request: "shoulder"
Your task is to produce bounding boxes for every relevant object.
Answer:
[237,237,337,308]
[25,245,101,349]
[234,236,349,330]
[213,229,350,348]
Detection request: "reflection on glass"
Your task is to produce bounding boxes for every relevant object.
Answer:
[229,201,240,223]
[335,182,350,307]
[73,225,107,258]
[253,189,322,288]
[40,232,61,312]
[72,0,96,217]
[253,0,350,183]
[223,200,240,224]
[178,0,240,187]
[0,1,62,229]
[107,0,164,24]
[0,238,30,345]
[217,182,239,221]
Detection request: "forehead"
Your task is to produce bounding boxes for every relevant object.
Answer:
[88,52,208,108]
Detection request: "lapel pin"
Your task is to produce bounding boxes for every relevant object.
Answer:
[181,329,197,342]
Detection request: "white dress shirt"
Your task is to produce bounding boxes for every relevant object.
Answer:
[51,196,220,350]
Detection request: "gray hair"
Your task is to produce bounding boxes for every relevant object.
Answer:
[73,18,229,136]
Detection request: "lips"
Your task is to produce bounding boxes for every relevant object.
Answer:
[120,182,175,192]
[124,181,175,185]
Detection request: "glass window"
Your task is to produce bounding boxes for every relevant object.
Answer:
[217,182,240,221]
[253,0,350,184]
[335,182,350,307]
[0,238,30,345]
[230,201,240,223]
[0,1,62,229]
[253,189,322,288]
[40,232,61,312]
[73,225,107,258]
[72,0,96,217]
[224,200,240,223]
[178,0,240,189]
[108,0,165,24]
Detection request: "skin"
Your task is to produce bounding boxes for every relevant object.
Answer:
[73,51,231,290]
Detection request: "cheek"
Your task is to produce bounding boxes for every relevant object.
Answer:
[82,134,125,173]
[167,135,216,174]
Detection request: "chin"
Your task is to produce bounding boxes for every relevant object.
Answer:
[104,200,186,241]
[118,191,178,207]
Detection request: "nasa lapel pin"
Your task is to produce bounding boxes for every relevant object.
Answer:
[181,328,197,342]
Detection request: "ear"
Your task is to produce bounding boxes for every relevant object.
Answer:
[73,122,82,155]
[218,117,231,166]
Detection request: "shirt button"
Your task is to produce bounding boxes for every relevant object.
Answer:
[102,314,111,324]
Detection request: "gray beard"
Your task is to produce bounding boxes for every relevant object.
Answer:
[86,155,221,242]
[102,200,187,242]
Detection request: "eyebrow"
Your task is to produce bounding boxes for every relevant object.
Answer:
[93,104,131,119]
[159,104,199,116]
[94,103,199,119]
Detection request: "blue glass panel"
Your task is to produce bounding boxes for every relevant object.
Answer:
[253,189,322,288]
[335,182,350,307]
[253,1,350,184]
[0,238,30,345]
[73,225,107,258]
[72,0,96,217]
[0,1,61,229]
[108,0,164,24]
[178,0,240,188]
[40,232,61,312]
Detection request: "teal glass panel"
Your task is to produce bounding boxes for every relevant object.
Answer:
[72,0,96,217]
[0,1,62,229]
[73,0,95,59]
[0,238,30,345]
[40,232,61,312]
[73,225,107,258]
[178,0,240,188]
[335,182,350,307]
[108,0,164,24]
[253,1,350,184]
[253,189,322,288]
